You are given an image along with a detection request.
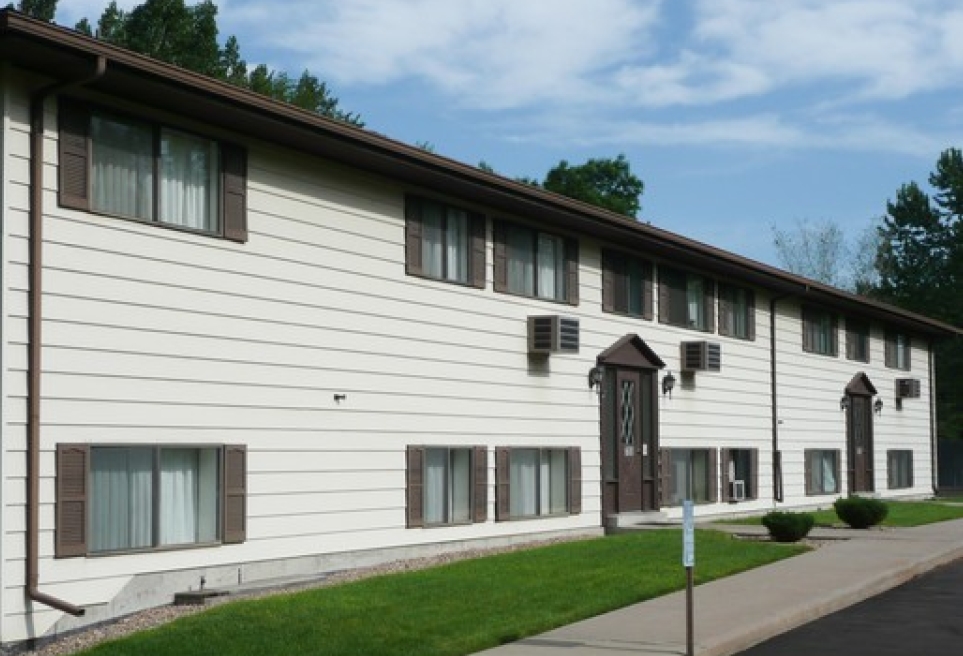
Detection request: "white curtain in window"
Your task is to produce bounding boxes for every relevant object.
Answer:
[424,449,447,524]
[159,448,199,545]
[822,453,837,492]
[547,450,568,514]
[160,129,218,231]
[507,227,534,295]
[91,448,152,552]
[686,277,704,329]
[446,209,469,283]
[91,115,153,221]
[692,451,709,501]
[671,451,688,505]
[450,449,471,523]
[537,234,565,300]
[731,289,747,336]
[510,449,538,517]
[422,203,445,279]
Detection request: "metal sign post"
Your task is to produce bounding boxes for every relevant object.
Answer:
[682,500,695,656]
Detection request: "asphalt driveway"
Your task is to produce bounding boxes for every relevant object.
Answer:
[737,556,963,655]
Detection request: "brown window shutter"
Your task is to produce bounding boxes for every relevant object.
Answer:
[492,220,508,293]
[568,447,582,515]
[495,447,510,521]
[885,333,895,368]
[565,237,579,306]
[221,143,248,243]
[804,450,813,495]
[601,250,615,313]
[642,261,654,320]
[707,449,718,503]
[406,446,424,528]
[704,278,716,333]
[905,337,912,370]
[657,268,670,324]
[749,449,759,499]
[746,291,756,341]
[830,314,839,356]
[470,212,487,289]
[718,285,732,337]
[472,446,487,523]
[222,445,247,544]
[56,444,89,558]
[58,99,90,212]
[719,449,730,502]
[404,196,423,277]
[833,450,842,493]
[802,307,813,352]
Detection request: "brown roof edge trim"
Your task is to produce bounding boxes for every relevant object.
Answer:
[2,10,960,339]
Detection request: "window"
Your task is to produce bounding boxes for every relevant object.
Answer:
[58,99,247,242]
[718,284,755,340]
[406,446,487,527]
[405,196,485,287]
[495,447,581,520]
[661,448,717,505]
[55,444,246,557]
[658,266,714,332]
[802,306,838,356]
[885,331,911,371]
[493,221,578,304]
[601,249,653,319]
[888,450,914,489]
[846,319,870,363]
[720,448,758,502]
[805,449,840,495]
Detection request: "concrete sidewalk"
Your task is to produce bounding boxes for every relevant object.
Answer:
[473,518,963,656]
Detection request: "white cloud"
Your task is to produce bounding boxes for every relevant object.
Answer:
[225,0,662,109]
[509,111,947,157]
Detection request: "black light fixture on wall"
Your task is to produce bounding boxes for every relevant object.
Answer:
[662,370,676,397]
[840,396,850,411]
[874,397,883,415]
[588,366,603,393]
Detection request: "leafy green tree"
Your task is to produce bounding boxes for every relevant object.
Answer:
[10,0,57,21]
[873,147,963,439]
[542,154,644,217]
[72,0,362,125]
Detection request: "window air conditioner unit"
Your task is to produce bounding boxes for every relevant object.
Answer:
[895,378,921,399]
[680,341,721,372]
[527,316,579,354]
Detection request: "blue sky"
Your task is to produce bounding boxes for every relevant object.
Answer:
[56,0,963,268]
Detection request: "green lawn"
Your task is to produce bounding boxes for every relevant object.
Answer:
[723,500,963,528]
[80,530,805,656]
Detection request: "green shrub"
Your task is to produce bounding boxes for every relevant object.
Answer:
[834,496,889,528]
[761,511,815,543]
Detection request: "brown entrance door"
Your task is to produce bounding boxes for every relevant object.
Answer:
[847,394,874,492]
[601,367,658,516]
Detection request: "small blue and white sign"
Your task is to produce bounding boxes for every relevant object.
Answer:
[682,500,695,567]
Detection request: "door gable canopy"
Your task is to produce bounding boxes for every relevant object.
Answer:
[597,334,665,370]
[845,372,877,397]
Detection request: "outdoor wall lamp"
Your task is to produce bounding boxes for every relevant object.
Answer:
[874,397,884,415]
[662,371,676,397]
[588,366,604,392]
[840,396,850,411]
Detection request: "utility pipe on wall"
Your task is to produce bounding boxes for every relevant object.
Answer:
[769,293,791,504]
[27,55,106,617]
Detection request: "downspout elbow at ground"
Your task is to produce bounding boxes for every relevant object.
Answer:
[26,55,107,618]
